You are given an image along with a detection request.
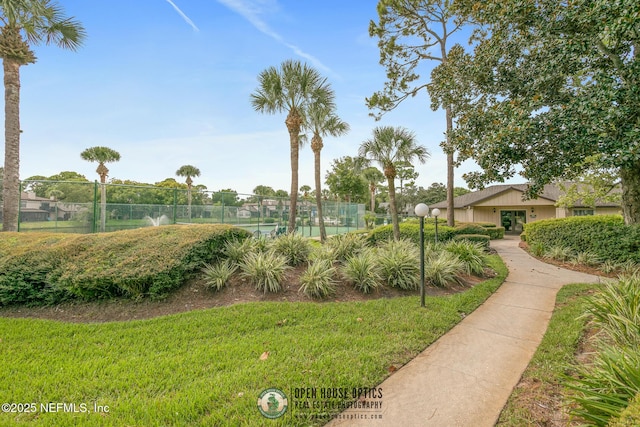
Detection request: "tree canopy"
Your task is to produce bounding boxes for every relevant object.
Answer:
[442,0,640,224]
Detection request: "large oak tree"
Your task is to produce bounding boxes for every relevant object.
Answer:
[447,0,640,224]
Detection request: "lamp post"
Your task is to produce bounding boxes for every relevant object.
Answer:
[414,203,430,308]
[432,208,441,243]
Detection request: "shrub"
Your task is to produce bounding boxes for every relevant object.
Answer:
[368,222,456,246]
[202,261,237,291]
[424,251,466,288]
[453,234,490,249]
[529,241,546,257]
[341,248,382,294]
[223,237,259,265]
[377,239,421,290]
[566,347,640,427]
[454,224,490,236]
[239,251,290,293]
[0,225,251,305]
[544,245,573,262]
[444,240,488,276]
[298,260,336,299]
[585,276,640,348]
[618,260,640,277]
[572,251,601,267]
[609,393,640,427]
[270,233,312,266]
[524,215,640,263]
[485,227,505,240]
[325,233,367,262]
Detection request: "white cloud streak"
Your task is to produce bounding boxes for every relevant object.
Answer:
[216,0,333,75]
[166,0,200,32]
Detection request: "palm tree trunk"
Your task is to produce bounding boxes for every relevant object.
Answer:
[387,176,400,240]
[313,146,327,242]
[2,58,21,232]
[286,110,301,234]
[445,106,455,227]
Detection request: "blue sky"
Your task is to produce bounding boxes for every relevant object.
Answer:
[9,0,501,196]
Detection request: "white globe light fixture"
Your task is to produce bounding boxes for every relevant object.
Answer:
[431,208,441,243]
[415,203,429,218]
[414,203,429,307]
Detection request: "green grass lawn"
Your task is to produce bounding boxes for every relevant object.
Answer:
[0,257,506,426]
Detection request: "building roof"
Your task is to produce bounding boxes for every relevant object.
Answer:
[430,183,620,209]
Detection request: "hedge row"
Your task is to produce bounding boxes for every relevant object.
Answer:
[367,222,457,245]
[523,215,640,263]
[0,225,251,306]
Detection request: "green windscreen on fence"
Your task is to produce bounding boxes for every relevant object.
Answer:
[0,179,365,236]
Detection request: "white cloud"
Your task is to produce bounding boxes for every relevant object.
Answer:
[216,0,334,75]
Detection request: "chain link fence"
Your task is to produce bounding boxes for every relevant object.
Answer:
[0,180,365,236]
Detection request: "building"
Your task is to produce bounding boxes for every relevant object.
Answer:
[430,183,621,234]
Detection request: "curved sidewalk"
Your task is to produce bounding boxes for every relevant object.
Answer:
[328,236,601,427]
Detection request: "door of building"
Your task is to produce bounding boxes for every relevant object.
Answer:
[500,210,526,234]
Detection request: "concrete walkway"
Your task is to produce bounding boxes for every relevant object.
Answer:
[327,236,602,427]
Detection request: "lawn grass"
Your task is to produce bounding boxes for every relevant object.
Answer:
[0,256,506,426]
[496,282,601,426]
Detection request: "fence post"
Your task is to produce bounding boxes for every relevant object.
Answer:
[221,192,225,224]
[17,181,22,232]
[92,180,98,233]
[173,189,178,224]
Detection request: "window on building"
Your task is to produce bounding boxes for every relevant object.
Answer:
[573,209,594,216]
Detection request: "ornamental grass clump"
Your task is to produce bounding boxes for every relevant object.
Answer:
[444,240,488,276]
[298,260,336,299]
[424,251,466,288]
[202,261,237,291]
[223,238,261,265]
[377,239,420,290]
[270,233,312,266]
[325,233,368,262]
[239,251,290,293]
[341,248,382,294]
[545,245,574,262]
[571,251,601,267]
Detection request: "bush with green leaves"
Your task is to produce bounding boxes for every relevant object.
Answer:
[0,225,251,305]
[239,251,290,293]
[270,233,312,266]
[566,347,640,427]
[453,234,490,249]
[584,276,640,348]
[544,245,574,262]
[222,237,261,265]
[529,241,546,257]
[444,240,489,276]
[565,276,640,426]
[341,248,382,294]
[424,251,466,288]
[202,261,237,291]
[377,239,421,290]
[368,222,456,246]
[571,251,601,267]
[524,215,640,263]
[325,233,368,262]
[298,260,336,299]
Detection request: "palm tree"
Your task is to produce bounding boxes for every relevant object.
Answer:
[359,126,430,240]
[250,59,333,234]
[362,166,385,213]
[176,165,201,220]
[1,1,85,231]
[305,102,349,242]
[80,146,120,232]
